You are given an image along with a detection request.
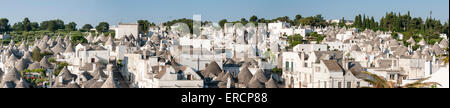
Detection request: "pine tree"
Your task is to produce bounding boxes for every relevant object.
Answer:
[32,47,41,62]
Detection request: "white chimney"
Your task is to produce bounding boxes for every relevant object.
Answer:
[391,59,395,70]
[226,77,231,88]
[93,63,97,71]
[59,76,63,83]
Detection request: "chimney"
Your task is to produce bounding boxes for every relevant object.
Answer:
[107,64,114,74]
[109,70,114,79]
[93,63,97,71]
[226,77,231,88]
[342,58,349,71]
[391,59,395,70]
[300,52,305,67]
[143,50,147,59]
[59,76,63,84]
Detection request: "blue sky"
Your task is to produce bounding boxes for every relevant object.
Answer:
[0,0,448,27]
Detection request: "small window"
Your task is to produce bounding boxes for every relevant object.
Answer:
[390,74,395,80]
[318,80,321,87]
[187,74,192,80]
[338,82,342,88]
[347,82,352,88]
[91,58,95,63]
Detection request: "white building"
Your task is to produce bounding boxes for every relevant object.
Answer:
[0,33,11,39]
[115,23,139,39]
[293,44,328,53]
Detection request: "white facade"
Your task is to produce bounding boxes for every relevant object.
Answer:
[115,23,138,39]
[293,44,328,53]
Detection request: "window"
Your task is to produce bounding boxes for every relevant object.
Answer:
[91,58,95,63]
[318,80,321,88]
[338,82,342,88]
[285,62,289,71]
[390,74,395,80]
[347,82,352,88]
[356,82,361,88]
[324,81,327,88]
[310,75,312,82]
[187,74,192,80]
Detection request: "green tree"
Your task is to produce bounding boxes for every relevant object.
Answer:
[354,14,362,28]
[71,31,88,45]
[81,24,93,32]
[287,34,303,49]
[297,14,327,27]
[54,62,69,76]
[338,17,346,28]
[294,14,303,26]
[295,14,303,21]
[218,19,228,29]
[310,32,325,43]
[138,20,151,34]
[13,22,24,31]
[22,17,32,31]
[240,18,248,25]
[40,19,65,31]
[30,22,39,31]
[96,22,110,33]
[250,15,258,22]
[32,47,42,62]
[65,22,77,31]
[298,17,314,26]
[0,18,10,33]
[257,18,267,23]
